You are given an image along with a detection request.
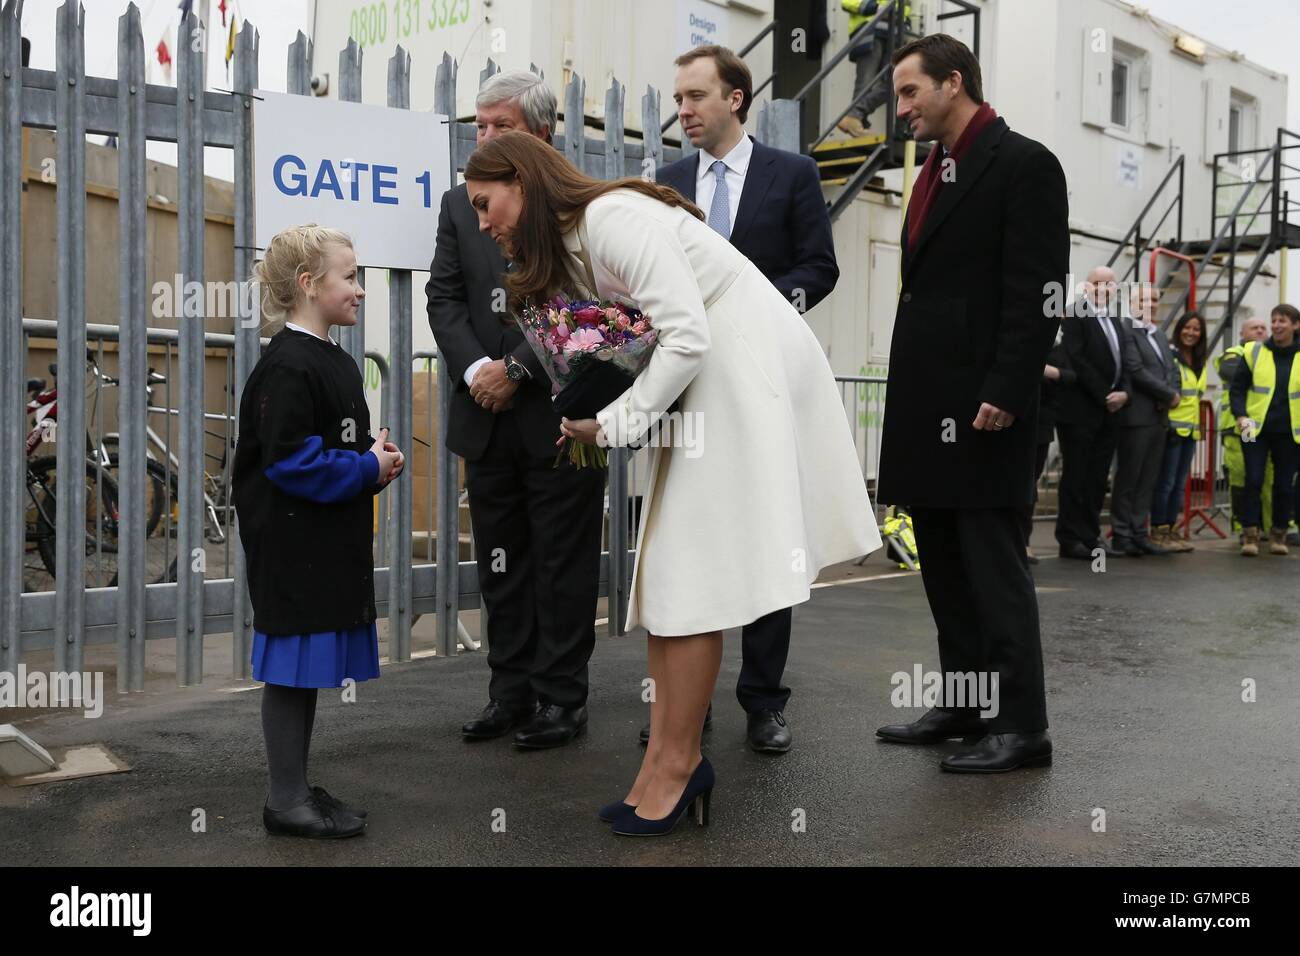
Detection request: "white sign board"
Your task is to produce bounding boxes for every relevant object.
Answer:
[253,90,451,271]
[1117,143,1142,191]
[676,0,729,54]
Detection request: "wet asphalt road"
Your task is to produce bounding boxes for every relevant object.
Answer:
[2,530,1297,866]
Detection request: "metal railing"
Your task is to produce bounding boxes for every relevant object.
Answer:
[0,1,821,696]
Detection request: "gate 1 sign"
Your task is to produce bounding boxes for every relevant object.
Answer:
[252,90,451,271]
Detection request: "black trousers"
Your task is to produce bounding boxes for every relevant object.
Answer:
[911,507,1048,734]
[1055,416,1119,548]
[737,607,793,713]
[464,411,606,709]
[1111,423,1166,541]
[1242,430,1300,530]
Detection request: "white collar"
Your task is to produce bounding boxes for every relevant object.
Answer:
[698,132,754,182]
[286,321,337,346]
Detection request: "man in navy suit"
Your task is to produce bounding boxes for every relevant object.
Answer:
[649,44,840,754]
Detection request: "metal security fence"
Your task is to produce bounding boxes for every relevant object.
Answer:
[0,1,827,695]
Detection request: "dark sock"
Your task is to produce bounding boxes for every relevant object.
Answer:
[262,683,313,811]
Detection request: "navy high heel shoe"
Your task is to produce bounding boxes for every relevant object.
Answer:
[611,757,714,837]
[598,800,634,823]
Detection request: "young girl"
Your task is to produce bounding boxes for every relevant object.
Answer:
[233,225,403,839]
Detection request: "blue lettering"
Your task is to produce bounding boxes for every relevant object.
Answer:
[272,154,308,196]
[345,161,369,201]
[310,159,344,200]
[372,164,399,205]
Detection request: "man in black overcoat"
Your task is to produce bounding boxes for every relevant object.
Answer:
[874,35,1069,772]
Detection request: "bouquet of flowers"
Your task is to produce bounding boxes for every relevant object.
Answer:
[514,294,658,468]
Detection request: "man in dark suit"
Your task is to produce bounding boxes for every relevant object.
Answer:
[1055,266,1133,559]
[426,72,606,749]
[873,35,1068,772]
[1111,284,1179,556]
[652,44,839,754]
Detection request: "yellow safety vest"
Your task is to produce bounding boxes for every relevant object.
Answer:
[1168,355,1207,439]
[1214,344,1248,434]
[1242,340,1300,443]
[843,0,912,36]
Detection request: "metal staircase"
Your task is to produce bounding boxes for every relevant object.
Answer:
[1108,129,1300,350]
[791,0,980,221]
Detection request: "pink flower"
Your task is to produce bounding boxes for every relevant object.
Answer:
[604,307,620,325]
[563,327,606,353]
[553,322,571,342]
[630,320,648,335]
[573,306,604,327]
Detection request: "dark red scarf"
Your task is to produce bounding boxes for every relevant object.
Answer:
[905,102,998,253]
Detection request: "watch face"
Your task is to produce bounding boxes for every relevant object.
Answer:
[506,360,525,381]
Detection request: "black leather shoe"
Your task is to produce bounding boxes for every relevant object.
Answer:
[639,703,713,746]
[940,731,1052,773]
[1134,536,1172,556]
[514,703,588,749]
[746,710,792,753]
[311,785,367,820]
[1094,539,1124,558]
[263,795,365,839]
[462,700,535,740]
[876,707,987,744]
[1058,541,1094,560]
[1112,536,1144,557]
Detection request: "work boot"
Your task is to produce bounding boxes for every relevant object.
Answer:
[837,115,868,138]
[1268,528,1290,555]
[1165,525,1195,552]
[1151,524,1169,548]
[1241,528,1260,557]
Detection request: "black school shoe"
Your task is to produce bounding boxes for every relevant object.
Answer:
[263,794,365,839]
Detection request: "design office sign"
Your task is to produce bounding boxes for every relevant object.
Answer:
[253,90,451,271]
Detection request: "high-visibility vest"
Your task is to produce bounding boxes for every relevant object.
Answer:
[1215,344,1248,434]
[843,0,912,37]
[1242,339,1300,443]
[1168,354,1207,439]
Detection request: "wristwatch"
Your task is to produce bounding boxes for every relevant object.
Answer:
[504,354,529,382]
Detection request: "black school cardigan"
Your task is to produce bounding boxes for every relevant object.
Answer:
[232,327,379,635]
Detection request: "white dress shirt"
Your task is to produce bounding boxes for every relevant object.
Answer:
[695,132,754,235]
[286,321,337,346]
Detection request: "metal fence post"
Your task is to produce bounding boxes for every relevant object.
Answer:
[53,0,87,690]
[0,0,25,675]
[432,52,459,658]
[115,3,147,693]
[564,72,585,172]
[386,45,413,662]
[604,77,629,637]
[230,19,259,680]
[175,7,206,685]
[337,37,366,374]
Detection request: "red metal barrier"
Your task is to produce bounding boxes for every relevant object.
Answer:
[1180,399,1226,540]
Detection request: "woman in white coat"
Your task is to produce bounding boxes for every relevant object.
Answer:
[464,132,880,836]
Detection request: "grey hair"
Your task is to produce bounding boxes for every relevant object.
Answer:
[476,70,557,140]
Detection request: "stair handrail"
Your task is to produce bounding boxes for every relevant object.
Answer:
[810,62,892,151]
[793,0,899,104]
[1106,154,1184,272]
[1149,247,1196,312]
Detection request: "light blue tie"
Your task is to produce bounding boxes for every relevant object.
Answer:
[707,159,731,238]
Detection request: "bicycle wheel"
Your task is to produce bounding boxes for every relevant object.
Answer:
[26,456,122,589]
[105,453,170,537]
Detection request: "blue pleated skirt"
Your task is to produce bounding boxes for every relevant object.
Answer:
[252,622,380,688]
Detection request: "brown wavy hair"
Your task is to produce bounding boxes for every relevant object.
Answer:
[463,131,704,308]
